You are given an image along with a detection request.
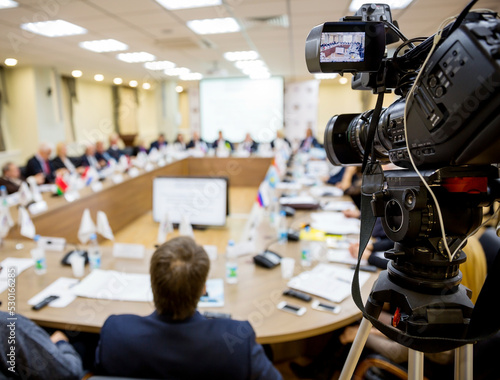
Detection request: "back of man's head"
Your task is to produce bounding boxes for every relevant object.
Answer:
[150,236,210,320]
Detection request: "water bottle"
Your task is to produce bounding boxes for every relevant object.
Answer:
[31,235,47,275]
[278,210,288,245]
[0,185,7,208]
[225,240,238,284]
[301,226,312,267]
[88,233,102,270]
[269,197,279,227]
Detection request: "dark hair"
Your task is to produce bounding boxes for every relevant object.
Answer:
[150,236,210,320]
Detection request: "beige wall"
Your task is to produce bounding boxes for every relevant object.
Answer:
[137,87,160,145]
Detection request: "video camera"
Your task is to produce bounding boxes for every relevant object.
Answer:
[306,3,500,170]
[305,2,500,352]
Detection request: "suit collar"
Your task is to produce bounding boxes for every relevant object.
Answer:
[150,310,203,324]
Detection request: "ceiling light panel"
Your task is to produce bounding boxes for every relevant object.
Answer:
[0,0,18,9]
[224,51,259,61]
[187,17,240,35]
[144,61,176,70]
[79,39,128,53]
[20,19,87,37]
[117,52,156,63]
[164,67,190,76]
[155,0,221,10]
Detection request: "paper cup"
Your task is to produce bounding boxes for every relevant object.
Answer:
[281,257,295,279]
[70,253,85,278]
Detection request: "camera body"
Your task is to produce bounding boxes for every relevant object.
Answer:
[306,6,500,169]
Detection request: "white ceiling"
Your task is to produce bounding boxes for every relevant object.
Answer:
[0,0,498,84]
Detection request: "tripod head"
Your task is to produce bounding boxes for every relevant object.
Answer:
[365,165,500,349]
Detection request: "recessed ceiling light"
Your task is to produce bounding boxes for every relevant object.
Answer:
[20,19,87,37]
[187,17,240,35]
[175,85,184,93]
[314,73,338,80]
[94,74,104,82]
[349,0,413,12]
[71,70,82,78]
[0,0,18,9]
[142,83,151,90]
[4,58,17,66]
[234,60,265,70]
[80,39,128,53]
[129,80,138,87]
[113,77,123,85]
[339,77,349,85]
[144,60,176,70]
[164,67,190,76]
[180,72,203,81]
[223,51,258,61]
[117,52,156,63]
[155,0,221,10]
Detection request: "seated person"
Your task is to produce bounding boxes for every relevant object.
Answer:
[0,265,83,379]
[150,133,167,151]
[173,133,186,151]
[80,144,101,170]
[25,142,56,184]
[94,141,111,167]
[0,162,31,194]
[51,142,84,175]
[212,130,234,151]
[270,130,292,151]
[186,131,208,152]
[325,164,345,185]
[298,127,322,152]
[106,134,124,161]
[95,236,282,380]
[239,133,259,153]
[131,137,148,157]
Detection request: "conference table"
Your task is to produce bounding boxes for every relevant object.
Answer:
[0,156,378,344]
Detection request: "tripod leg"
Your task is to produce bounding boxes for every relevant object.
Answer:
[408,349,424,380]
[338,317,373,380]
[454,344,473,380]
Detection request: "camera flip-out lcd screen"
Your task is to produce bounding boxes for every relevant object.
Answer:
[305,22,385,73]
[320,32,365,63]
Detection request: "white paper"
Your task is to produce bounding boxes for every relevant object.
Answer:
[322,201,357,212]
[112,243,145,259]
[97,211,114,240]
[198,279,224,307]
[28,277,79,308]
[275,182,302,190]
[6,193,20,207]
[157,212,174,245]
[28,201,48,215]
[203,245,217,261]
[71,269,153,302]
[77,208,96,244]
[310,186,344,198]
[279,196,317,206]
[310,212,360,235]
[111,174,124,184]
[327,248,368,266]
[18,182,33,206]
[287,263,370,303]
[64,191,80,203]
[0,258,33,294]
[128,167,140,178]
[91,181,103,192]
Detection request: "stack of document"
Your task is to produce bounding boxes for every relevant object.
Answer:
[0,258,33,294]
[287,263,371,303]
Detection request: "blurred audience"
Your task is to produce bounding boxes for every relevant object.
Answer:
[51,142,84,175]
[150,133,167,151]
[25,142,56,184]
[298,128,322,152]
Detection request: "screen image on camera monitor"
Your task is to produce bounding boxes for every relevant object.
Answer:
[320,32,365,63]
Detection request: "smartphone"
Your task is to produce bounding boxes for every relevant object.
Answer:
[277,301,307,316]
[311,300,341,314]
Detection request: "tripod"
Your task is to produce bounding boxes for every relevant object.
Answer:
[335,167,498,380]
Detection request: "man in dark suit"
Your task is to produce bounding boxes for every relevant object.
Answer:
[95,236,282,380]
[186,131,208,152]
[106,134,124,161]
[25,142,56,184]
[80,144,101,170]
[299,127,323,152]
[95,141,111,167]
[149,133,167,151]
[239,133,259,153]
[212,130,234,151]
